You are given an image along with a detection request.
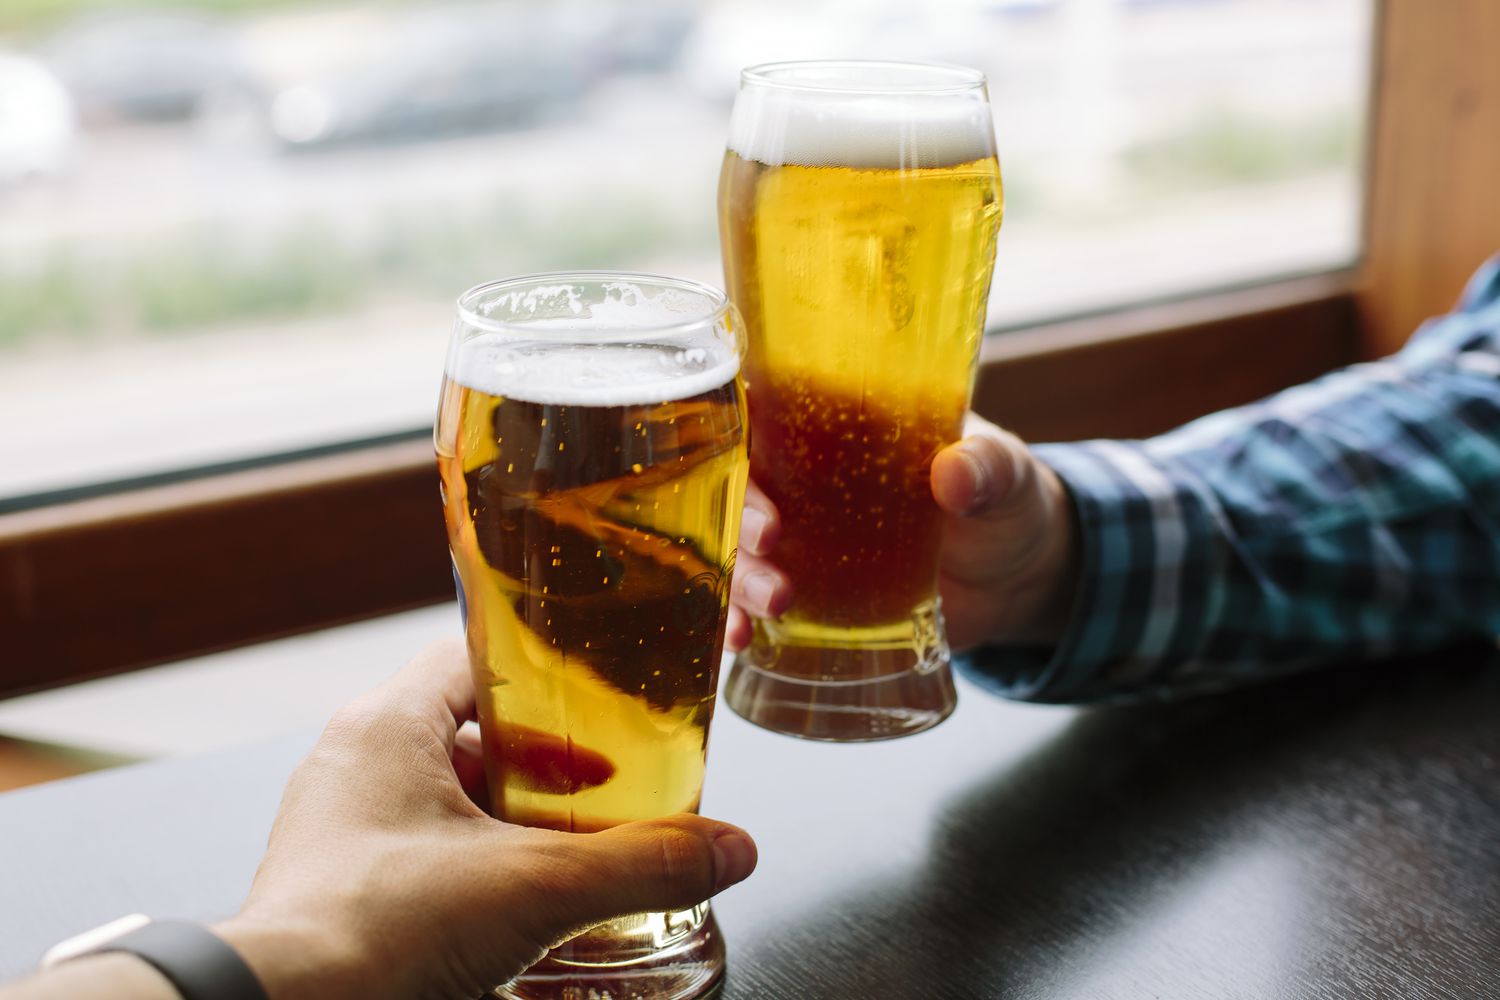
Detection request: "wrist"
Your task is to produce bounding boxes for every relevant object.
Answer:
[213,913,365,1000]
[20,952,180,999]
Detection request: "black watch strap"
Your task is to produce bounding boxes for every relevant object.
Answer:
[93,920,269,1000]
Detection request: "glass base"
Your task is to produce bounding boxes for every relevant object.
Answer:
[724,600,958,742]
[492,904,724,1000]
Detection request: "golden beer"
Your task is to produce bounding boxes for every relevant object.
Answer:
[436,274,747,998]
[437,346,746,830]
[718,62,1002,740]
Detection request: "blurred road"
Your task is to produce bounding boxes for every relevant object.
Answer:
[0,0,1369,499]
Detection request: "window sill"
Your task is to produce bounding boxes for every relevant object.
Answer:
[0,271,1361,697]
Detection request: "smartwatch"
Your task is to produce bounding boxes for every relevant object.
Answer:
[40,914,269,1000]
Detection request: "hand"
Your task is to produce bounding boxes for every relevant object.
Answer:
[728,413,1079,652]
[215,640,758,1000]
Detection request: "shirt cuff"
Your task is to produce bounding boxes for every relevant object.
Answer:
[956,439,1220,704]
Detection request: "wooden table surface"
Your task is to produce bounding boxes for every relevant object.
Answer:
[3,646,1499,998]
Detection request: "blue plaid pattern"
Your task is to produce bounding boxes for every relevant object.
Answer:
[961,258,1500,703]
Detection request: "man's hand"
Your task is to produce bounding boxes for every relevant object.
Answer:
[728,413,1078,652]
[216,640,757,1000]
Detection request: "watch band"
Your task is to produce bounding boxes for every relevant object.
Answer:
[43,917,269,1000]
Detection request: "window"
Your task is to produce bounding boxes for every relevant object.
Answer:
[0,0,1372,504]
[982,0,1370,327]
[16,0,1442,695]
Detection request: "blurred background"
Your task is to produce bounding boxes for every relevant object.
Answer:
[0,0,1372,502]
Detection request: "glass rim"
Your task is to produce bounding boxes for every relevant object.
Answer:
[455,270,732,340]
[739,59,988,96]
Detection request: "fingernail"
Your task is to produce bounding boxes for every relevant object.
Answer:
[741,506,768,553]
[725,612,750,653]
[711,831,756,891]
[742,572,778,614]
[957,443,992,513]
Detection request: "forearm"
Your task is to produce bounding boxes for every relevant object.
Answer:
[0,918,353,1000]
[1,643,760,1000]
[1,954,178,1000]
[964,258,1500,703]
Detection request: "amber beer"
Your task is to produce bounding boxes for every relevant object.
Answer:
[718,62,1003,740]
[435,274,747,997]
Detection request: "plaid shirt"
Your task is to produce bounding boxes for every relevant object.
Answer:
[961,257,1500,703]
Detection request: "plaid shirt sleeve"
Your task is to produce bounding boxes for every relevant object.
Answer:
[960,257,1500,703]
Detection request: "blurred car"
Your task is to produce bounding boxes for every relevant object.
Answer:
[588,0,698,75]
[197,2,606,153]
[0,54,76,183]
[41,10,247,124]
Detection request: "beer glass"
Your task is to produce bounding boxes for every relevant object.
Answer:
[718,61,1003,741]
[436,273,749,999]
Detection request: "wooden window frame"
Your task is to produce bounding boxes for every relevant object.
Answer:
[2,0,1496,697]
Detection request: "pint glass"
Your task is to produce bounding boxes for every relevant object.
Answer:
[718,61,1003,741]
[436,273,749,999]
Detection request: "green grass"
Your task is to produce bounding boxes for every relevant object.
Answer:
[1124,108,1360,192]
[128,226,362,332]
[0,107,1356,350]
[0,0,399,35]
[0,256,99,347]
[0,194,711,348]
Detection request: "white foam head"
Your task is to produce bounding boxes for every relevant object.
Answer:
[729,62,996,169]
[452,336,739,407]
[451,274,741,405]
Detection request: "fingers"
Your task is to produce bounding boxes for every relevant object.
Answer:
[380,638,477,750]
[739,481,780,556]
[725,605,752,652]
[728,482,792,639]
[930,416,1081,647]
[513,816,757,937]
[729,552,792,619]
[327,638,475,756]
[930,419,1033,519]
[594,816,757,900]
[394,637,476,725]
[452,721,490,814]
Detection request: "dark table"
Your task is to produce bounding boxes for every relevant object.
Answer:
[4,648,1500,998]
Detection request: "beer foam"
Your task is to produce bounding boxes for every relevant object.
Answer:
[452,335,740,406]
[728,87,995,169]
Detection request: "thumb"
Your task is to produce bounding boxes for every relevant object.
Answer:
[931,421,1032,518]
[515,815,757,940]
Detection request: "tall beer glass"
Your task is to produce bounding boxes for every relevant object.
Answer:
[718,61,1003,741]
[436,273,749,999]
